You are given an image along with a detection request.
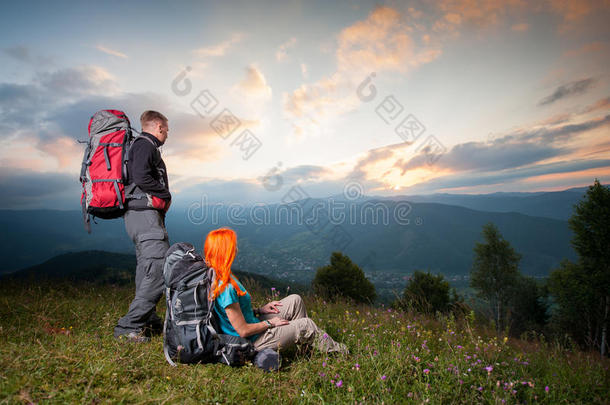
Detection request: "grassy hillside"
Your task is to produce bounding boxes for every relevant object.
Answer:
[1,280,607,404]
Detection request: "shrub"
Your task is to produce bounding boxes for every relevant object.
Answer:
[312,251,376,304]
[394,271,452,314]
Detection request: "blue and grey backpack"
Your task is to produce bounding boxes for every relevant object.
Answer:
[162,242,255,367]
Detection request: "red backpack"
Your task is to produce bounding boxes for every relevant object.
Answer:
[79,109,134,233]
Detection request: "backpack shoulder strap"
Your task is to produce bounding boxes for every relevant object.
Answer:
[163,287,177,367]
[133,135,158,148]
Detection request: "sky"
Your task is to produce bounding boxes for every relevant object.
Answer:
[0,0,609,209]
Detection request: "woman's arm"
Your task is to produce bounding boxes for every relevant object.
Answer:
[225,302,289,338]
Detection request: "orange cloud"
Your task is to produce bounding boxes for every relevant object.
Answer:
[337,6,441,74]
[276,37,297,62]
[563,41,607,58]
[520,166,610,185]
[435,0,527,28]
[236,65,272,100]
[38,136,82,169]
[511,22,529,32]
[193,33,243,57]
[284,6,441,139]
[546,0,610,32]
[95,44,128,59]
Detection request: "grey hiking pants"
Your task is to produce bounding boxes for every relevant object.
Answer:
[254,294,348,354]
[114,209,169,337]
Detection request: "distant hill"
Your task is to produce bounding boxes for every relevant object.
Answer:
[370,188,587,220]
[3,250,136,284]
[2,250,300,294]
[0,195,578,286]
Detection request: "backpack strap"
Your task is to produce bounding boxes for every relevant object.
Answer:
[163,287,177,367]
[124,135,161,201]
[81,194,91,234]
[133,134,158,148]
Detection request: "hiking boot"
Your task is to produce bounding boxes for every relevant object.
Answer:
[144,319,163,337]
[115,331,151,343]
[329,342,350,355]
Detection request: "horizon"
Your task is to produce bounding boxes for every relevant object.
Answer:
[1,0,609,210]
[0,183,596,211]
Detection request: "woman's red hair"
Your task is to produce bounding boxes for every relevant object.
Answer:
[204,227,246,300]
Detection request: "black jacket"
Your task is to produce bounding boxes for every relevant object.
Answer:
[126,132,171,202]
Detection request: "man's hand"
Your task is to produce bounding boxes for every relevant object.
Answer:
[260,300,282,314]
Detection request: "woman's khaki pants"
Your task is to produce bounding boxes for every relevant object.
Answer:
[254,294,348,354]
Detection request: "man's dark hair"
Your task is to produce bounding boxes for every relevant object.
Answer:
[140,110,168,127]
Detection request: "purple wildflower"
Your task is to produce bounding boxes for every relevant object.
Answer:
[336,380,342,388]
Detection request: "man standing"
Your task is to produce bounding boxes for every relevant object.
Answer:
[114,110,172,342]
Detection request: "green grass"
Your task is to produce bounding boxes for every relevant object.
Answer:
[0,281,608,404]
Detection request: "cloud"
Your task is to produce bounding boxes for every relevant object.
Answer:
[0,168,80,210]
[581,96,610,114]
[432,0,610,34]
[2,45,54,65]
[534,96,610,126]
[349,142,408,180]
[393,113,610,175]
[511,22,529,31]
[283,6,442,140]
[547,0,595,22]
[37,136,83,169]
[538,78,597,106]
[404,158,610,193]
[35,65,120,97]
[0,64,241,181]
[396,141,562,174]
[193,33,243,57]
[0,66,122,132]
[95,44,128,59]
[276,37,297,61]
[236,65,272,100]
[434,0,527,29]
[274,165,331,184]
[336,6,441,74]
[562,41,608,58]
[339,95,610,194]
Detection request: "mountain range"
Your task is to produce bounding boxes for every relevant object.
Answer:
[0,188,586,290]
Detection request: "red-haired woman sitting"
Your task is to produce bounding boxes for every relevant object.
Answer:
[205,227,348,354]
